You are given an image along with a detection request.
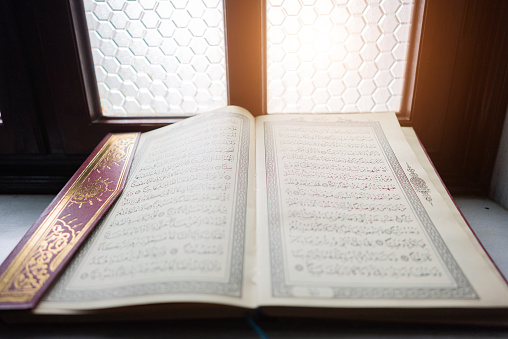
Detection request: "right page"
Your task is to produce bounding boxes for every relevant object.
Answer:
[255,112,508,309]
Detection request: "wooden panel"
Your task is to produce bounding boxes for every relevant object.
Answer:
[461,1,508,192]
[410,0,468,152]
[0,1,42,155]
[411,0,508,194]
[225,0,264,116]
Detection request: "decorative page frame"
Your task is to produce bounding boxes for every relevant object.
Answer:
[45,113,251,303]
[263,120,476,300]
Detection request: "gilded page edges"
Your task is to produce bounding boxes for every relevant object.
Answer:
[0,132,140,310]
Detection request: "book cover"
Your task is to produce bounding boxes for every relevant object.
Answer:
[0,133,140,310]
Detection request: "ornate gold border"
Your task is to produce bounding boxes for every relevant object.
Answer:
[0,133,139,307]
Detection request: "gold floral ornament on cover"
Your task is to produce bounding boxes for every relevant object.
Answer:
[0,133,140,310]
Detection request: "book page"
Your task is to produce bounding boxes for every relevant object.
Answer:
[37,106,257,311]
[255,113,508,308]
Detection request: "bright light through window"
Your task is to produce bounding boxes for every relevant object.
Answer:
[266,0,415,113]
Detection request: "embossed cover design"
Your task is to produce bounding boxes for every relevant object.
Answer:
[0,133,140,310]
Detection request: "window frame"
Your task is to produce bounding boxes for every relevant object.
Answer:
[33,0,267,154]
[28,0,426,148]
[259,0,426,120]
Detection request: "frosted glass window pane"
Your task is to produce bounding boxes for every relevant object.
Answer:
[83,0,227,117]
[267,0,415,113]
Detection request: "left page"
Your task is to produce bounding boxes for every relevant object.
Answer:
[36,107,257,312]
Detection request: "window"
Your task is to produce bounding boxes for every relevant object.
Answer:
[265,0,415,114]
[83,0,228,117]
[0,0,506,195]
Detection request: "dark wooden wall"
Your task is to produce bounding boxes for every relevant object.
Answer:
[410,0,508,194]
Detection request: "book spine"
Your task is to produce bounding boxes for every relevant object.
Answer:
[0,132,140,310]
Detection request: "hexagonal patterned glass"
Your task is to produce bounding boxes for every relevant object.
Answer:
[84,0,227,116]
[267,0,414,113]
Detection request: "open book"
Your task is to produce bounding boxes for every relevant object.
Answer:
[3,106,508,323]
